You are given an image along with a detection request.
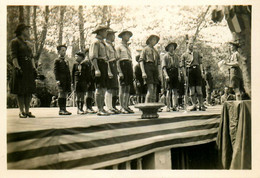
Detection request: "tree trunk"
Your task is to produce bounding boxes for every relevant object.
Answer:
[58,6,66,45]
[19,6,24,23]
[35,6,50,62]
[78,5,85,52]
[33,6,38,53]
[25,6,31,25]
[193,6,210,42]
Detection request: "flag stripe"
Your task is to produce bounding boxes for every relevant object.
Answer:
[33,133,217,169]
[7,122,219,162]
[7,114,220,143]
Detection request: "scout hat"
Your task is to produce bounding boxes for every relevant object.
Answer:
[107,28,117,34]
[92,25,109,34]
[165,42,177,52]
[118,30,133,38]
[14,23,30,35]
[57,44,67,51]
[75,51,85,58]
[146,34,160,45]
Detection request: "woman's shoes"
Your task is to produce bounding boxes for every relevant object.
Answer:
[19,112,36,118]
[19,112,27,118]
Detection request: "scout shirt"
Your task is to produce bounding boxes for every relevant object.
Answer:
[139,45,160,65]
[105,40,117,62]
[89,35,107,61]
[161,52,179,69]
[229,51,242,78]
[116,41,132,61]
[54,56,71,92]
[181,50,202,68]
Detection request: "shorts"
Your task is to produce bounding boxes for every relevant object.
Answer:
[230,75,244,90]
[95,59,108,88]
[107,61,119,89]
[144,62,159,85]
[187,66,202,87]
[119,60,133,86]
[165,67,179,90]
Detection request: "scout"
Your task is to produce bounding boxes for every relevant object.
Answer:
[223,41,244,100]
[161,42,180,111]
[139,35,160,103]
[89,25,110,116]
[105,28,120,114]
[72,51,90,114]
[181,39,206,111]
[54,44,72,115]
[116,30,134,114]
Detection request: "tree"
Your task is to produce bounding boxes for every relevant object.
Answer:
[58,6,66,45]
[18,6,24,23]
[78,5,85,51]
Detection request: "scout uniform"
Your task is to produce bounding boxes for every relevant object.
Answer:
[54,45,72,115]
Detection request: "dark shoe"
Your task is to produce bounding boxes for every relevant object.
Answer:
[59,110,67,115]
[26,112,35,118]
[199,106,206,111]
[112,108,121,114]
[19,112,27,118]
[172,106,178,111]
[64,110,72,115]
[166,107,171,112]
[190,106,197,111]
[126,107,134,114]
[97,111,109,116]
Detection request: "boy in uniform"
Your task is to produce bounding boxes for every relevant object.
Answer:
[89,25,110,116]
[139,35,160,103]
[161,42,180,111]
[54,44,72,115]
[116,30,134,114]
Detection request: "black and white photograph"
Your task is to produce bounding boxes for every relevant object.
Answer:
[1,0,258,177]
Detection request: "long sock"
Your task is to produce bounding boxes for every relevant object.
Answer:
[24,95,32,114]
[17,95,25,113]
[80,101,84,110]
[198,95,204,107]
[62,98,67,111]
[77,101,80,110]
[58,98,63,111]
[191,95,197,107]
[112,96,117,109]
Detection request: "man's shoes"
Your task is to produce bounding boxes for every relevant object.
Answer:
[26,112,35,118]
[189,106,197,111]
[199,105,206,111]
[172,107,178,111]
[59,110,72,115]
[107,109,116,115]
[166,107,171,112]
[77,109,85,115]
[113,107,121,114]
[86,108,96,114]
[120,108,129,114]
[19,112,27,118]
[126,107,134,114]
[97,110,109,116]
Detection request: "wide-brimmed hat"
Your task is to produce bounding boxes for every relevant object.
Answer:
[14,23,30,34]
[57,44,67,51]
[118,30,133,38]
[146,35,160,45]
[107,28,117,34]
[75,51,85,58]
[165,42,177,52]
[92,25,109,34]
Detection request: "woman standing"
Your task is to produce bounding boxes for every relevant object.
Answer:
[10,23,37,118]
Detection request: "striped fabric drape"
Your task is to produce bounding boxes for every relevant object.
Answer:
[7,114,220,169]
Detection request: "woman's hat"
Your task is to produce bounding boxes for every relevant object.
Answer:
[118,30,133,38]
[165,42,177,52]
[14,23,30,34]
[92,25,109,34]
[146,35,160,45]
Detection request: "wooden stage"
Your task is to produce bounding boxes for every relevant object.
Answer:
[7,105,222,169]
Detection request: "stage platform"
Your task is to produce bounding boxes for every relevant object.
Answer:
[7,105,222,169]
